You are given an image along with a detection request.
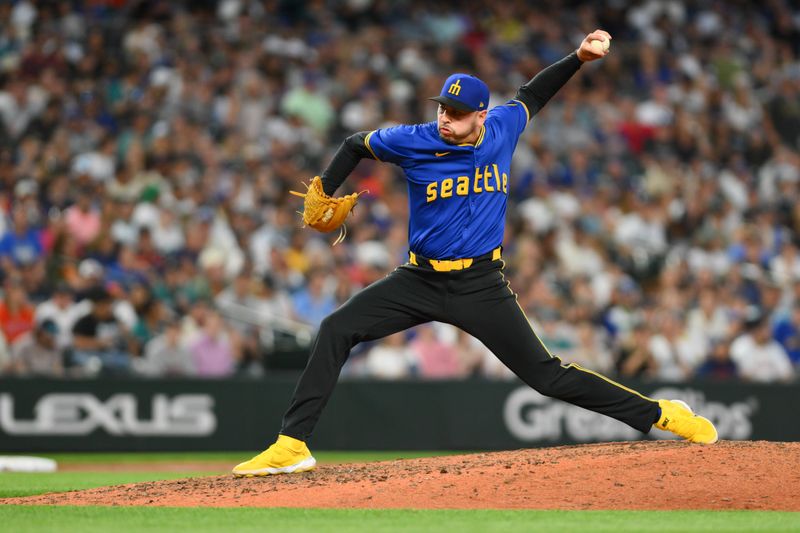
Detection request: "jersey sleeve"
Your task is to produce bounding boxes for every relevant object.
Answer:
[364,124,419,166]
[485,100,530,140]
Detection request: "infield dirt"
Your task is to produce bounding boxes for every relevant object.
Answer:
[4,441,798,510]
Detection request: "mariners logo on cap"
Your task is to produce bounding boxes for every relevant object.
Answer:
[429,73,490,113]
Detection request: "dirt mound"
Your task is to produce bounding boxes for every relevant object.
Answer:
[4,441,799,510]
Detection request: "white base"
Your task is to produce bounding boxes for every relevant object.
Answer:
[0,456,58,473]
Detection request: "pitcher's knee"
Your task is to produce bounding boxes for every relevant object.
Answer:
[318,312,354,341]
[318,314,342,335]
[522,360,570,398]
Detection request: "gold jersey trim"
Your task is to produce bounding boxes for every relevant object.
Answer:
[512,99,530,122]
[364,131,380,160]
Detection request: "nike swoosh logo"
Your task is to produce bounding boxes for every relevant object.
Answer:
[435,152,451,157]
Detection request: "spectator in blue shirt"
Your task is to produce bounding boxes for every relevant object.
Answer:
[773,304,800,366]
[292,268,336,329]
[695,340,738,381]
[0,206,42,268]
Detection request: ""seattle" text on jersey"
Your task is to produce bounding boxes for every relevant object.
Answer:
[426,164,508,203]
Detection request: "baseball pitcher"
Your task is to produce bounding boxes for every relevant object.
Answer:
[233,30,717,477]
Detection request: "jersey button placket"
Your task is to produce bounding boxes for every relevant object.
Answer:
[460,150,478,251]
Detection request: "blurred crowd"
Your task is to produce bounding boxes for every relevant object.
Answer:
[0,0,799,382]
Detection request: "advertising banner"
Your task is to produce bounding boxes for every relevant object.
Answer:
[0,378,796,451]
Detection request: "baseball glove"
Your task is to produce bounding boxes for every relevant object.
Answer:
[289,176,365,245]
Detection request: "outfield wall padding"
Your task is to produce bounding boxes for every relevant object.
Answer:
[0,378,796,451]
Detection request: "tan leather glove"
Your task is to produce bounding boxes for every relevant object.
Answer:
[289,176,365,244]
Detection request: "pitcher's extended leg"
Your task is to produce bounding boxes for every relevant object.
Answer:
[281,267,441,440]
[450,270,659,433]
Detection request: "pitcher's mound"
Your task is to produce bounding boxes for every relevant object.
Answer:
[6,441,800,510]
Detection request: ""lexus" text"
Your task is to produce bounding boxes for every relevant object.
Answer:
[0,393,216,436]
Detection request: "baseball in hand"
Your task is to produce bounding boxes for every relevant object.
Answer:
[591,38,610,54]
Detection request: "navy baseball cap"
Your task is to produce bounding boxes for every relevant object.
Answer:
[429,73,490,113]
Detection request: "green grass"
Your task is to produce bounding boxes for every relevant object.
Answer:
[1,452,797,532]
[0,472,219,498]
[17,450,454,465]
[0,508,797,533]
[0,451,459,499]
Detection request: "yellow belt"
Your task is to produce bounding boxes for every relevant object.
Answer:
[408,247,502,272]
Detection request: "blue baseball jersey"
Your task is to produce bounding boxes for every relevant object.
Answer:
[365,100,530,259]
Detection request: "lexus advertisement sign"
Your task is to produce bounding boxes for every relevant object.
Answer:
[0,379,796,451]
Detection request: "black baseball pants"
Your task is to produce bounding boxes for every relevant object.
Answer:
[280,256,660,441]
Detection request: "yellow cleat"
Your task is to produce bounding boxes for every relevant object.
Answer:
[232,435,317,477]
[654,399,718,444]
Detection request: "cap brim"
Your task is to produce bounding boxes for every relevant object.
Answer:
[429,95,476,112]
